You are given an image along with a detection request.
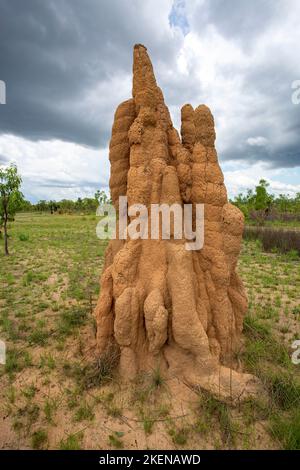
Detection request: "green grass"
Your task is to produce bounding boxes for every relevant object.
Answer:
[59,432,83,450]
[197,391,238,447]
[270,410,300,450]
[1,214,300,449]
[142,416,154,435]
[264,372,300,411]
[239,241,300,449]
[150,366,165,389]
[22,384,36,400]
[31,429,48,449]
[28,328,49,346]
[18,232,30,242]
[168,427,189,446]
[57,307,88,336]
[74,402,94,422]
[108,432,124,449]
[0,213,106,448]
[39,353,56,370]
[44,398,58,424]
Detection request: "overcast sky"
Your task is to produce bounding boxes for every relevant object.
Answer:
[0,0,300,202]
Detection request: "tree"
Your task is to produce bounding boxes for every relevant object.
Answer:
[252,179,273,225]
[0,164,23,255]
[35,200,48,212]
[48,200,59,214]
[75,197,83,212]
[95,190,110,205]
[254,179,272,211]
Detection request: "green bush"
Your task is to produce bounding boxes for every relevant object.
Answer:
[18,232,29,241]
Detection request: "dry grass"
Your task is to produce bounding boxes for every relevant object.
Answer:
[0,213,299,449]
[244,226,300,255]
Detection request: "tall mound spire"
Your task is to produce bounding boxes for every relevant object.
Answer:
[132,44,157,99]
[94,45,260,401]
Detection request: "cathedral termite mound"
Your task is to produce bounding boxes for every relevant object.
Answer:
[94,44,260,401]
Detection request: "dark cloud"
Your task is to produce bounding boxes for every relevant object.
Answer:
[185,0,300,168]
[0,0,181,147]
[0,0,299,171]
[190,0,283,47]
[227,60,299,168]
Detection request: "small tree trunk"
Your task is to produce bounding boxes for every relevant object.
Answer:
[3,217,9,255]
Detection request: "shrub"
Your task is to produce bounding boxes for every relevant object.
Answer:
[62,345,120,390]
[243,227,300,256]
[82,344,120,389]
[18,233,29,241]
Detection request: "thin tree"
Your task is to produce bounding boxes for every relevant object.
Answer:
[0,164,23,255]
[95,190,110,205]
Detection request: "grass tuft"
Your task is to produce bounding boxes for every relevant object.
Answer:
[31,429,47,449]
[59,432,83,450]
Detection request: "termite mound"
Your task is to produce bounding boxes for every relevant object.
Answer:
[94,44,259,401]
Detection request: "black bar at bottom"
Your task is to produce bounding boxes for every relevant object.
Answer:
[0,449,298,467]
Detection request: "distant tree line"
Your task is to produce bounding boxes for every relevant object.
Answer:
[21,190,111,215]
[22,180,299,222]
[231,179,300,225]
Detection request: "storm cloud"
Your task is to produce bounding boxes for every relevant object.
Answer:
[0,0,299,201]
[0,0,180,147]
